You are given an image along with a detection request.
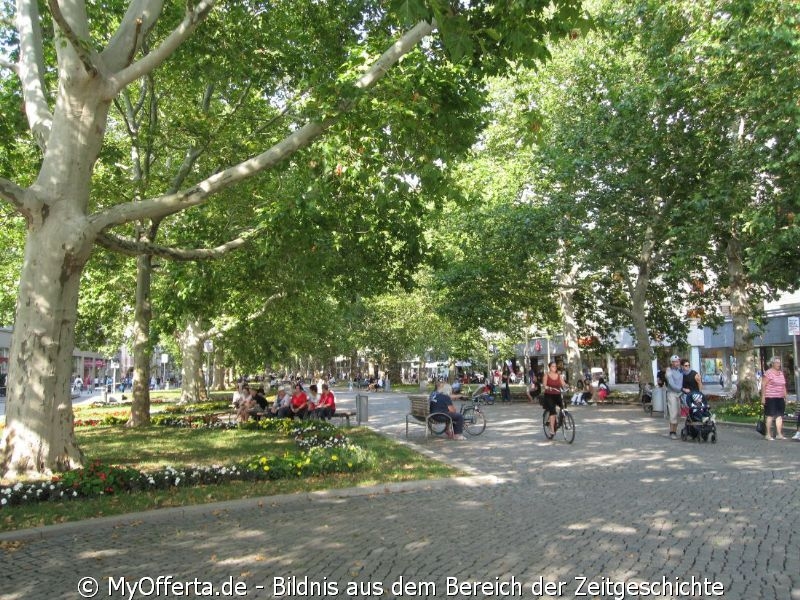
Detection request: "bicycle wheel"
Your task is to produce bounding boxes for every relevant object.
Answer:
[428,417,448,436]
[462,406,486,436]
[560,410,575,444]
[542,410,554,439]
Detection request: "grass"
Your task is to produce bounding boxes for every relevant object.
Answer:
[0,407,461,532]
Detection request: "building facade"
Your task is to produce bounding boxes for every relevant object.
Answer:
[522,292,800,393]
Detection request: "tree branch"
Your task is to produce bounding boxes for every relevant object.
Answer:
[0,58,18,73]
[47,0,98,76]
[0,177,36,221]
[15,0,52,151]
[106,0,217,97]
[89,19,435,233]
[102,0,163,72]
[96,225,264,260]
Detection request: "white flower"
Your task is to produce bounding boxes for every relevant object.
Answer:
[1,498,7,505]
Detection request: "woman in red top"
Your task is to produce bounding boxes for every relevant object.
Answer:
[288,383,309,419]
[315,383,336,419]
[761,356,787,440]
[542,361,567,439]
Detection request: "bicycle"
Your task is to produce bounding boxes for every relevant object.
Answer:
[541,395,575,443]
[459,394,487,436]
[428,393,487,437]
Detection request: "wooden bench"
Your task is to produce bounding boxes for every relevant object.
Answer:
[405,395,452,438]
[330,410,356,426]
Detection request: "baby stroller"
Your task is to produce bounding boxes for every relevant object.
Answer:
[679,391,717,443]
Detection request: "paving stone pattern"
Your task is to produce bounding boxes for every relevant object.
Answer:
[0,394,797,600]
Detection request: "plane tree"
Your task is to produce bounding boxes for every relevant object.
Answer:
[0,0,586,479]
[649,0,800,398]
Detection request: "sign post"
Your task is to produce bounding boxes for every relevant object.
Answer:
[110,360,120,395]
[789,316,800,399]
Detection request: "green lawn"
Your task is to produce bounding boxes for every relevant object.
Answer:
[0,409,461,532]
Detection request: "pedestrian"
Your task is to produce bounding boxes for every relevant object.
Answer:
[680,359,702,400]
[761,356,787,441]
[665,355,684,440]
[526,372,541,404]
[501,364,511,402]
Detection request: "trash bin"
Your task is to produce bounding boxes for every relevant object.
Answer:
[652,386,666,413]
[356,393,369,425]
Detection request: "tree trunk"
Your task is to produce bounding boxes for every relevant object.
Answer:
[128,253,153,426]
[0,224,92,477]
[727,235,757,402]
[178,319,208,403]
[630,226,656,387]
[1,67,109,478]
[631,304,654,387]
[558,265,583,386]
[213,346,226,391]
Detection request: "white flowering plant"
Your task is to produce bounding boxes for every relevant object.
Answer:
[0,421,372,508]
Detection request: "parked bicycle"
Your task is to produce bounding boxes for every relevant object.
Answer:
[542,397,575,443]
[459,394,487,436]
[428,391,487,436]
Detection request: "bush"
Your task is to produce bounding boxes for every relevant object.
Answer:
[715,400,762,419]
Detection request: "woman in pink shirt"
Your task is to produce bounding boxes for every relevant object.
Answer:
[761,356,787,440]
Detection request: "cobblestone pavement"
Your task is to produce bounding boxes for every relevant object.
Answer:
[1,394,798,600]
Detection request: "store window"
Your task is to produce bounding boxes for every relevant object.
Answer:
[614,353,639,383]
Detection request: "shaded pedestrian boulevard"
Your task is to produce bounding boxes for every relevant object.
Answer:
[0,394,797,599]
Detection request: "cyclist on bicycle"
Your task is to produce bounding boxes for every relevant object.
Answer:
[542,361,567,438]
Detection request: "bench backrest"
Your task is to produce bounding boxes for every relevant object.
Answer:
[409,395,430,420]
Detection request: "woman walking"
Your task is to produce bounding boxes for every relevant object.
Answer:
[761,357,787,441]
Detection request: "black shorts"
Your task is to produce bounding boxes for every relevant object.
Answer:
[542,393,563,416]
[764,397,785,418]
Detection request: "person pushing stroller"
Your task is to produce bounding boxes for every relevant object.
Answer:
[678,360,717,442]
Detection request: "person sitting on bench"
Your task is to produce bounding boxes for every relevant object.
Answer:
[314,383,336,420]
[429,382,465,440]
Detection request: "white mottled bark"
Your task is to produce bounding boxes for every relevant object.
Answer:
[178,320,208,403]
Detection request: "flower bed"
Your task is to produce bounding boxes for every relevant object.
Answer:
[1,421,371,508]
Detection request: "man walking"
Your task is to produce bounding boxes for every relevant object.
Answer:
[665,355,684,440]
